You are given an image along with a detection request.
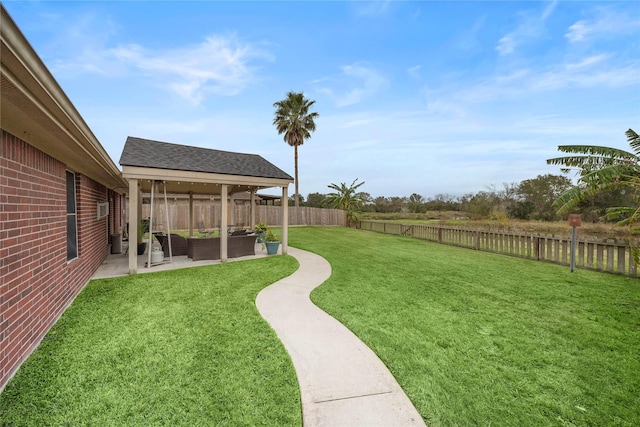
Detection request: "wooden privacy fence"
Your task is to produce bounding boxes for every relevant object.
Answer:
[142,202,346,230]
[357,221,638,278]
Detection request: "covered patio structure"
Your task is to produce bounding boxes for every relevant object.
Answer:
[119,137,294,274]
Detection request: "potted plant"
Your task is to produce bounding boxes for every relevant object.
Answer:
[255,221,268,243]
[264,229,280,255]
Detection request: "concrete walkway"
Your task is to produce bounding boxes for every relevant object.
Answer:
[256,247,426,427]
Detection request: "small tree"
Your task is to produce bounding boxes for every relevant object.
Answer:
[516,174,573,221]
[408,193,426,213]
[323,178,366,226]
[373,196,392,213]
[467,191,502,219]
[305,192,327,208]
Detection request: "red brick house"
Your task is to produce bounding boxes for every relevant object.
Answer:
[0,5,128,391]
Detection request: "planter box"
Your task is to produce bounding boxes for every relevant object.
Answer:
[265,241,280,255]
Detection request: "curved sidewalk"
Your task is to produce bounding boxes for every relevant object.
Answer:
[256,247,425,427]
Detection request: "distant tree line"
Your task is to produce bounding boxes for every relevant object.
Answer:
[291,173,635,223]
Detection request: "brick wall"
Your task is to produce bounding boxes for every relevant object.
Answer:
[0,130,115,391]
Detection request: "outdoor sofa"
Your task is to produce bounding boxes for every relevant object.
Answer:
[228,234,258,257]
[187,234,257,261]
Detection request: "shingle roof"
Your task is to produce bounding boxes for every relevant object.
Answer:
[119,137,293,180]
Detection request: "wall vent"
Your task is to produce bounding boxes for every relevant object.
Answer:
[97,202,109,220]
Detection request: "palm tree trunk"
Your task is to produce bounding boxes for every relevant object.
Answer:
[294,144,299,208]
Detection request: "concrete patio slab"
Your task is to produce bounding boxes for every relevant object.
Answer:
[92,241,271,279]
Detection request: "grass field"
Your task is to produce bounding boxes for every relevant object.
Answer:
[288,227,640,426]
[0,256,301,426]
[2,226,638,426]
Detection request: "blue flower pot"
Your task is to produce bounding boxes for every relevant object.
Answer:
[265,241,280,255]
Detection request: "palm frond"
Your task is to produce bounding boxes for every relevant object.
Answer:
[604,206,635,221]
[554,145,637,159]
[631,246,640,267]
[627,128,640,156]
[581,162,639,180]
[606,205,640,227]
[547,144,638,179]
[552,186,586,214]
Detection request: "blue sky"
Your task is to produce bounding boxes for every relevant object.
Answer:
[4,1,640,199]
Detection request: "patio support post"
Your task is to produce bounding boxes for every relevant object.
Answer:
[282,185,288,255]
[147,180,155,269]
[162,182,172,262]
[230,191,235,229]
[128,178,139,274]
[188,192,194,237]
[221,184,228,262]
[250,189,256,230]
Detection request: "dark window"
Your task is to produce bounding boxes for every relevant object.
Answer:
[66,171,78,260]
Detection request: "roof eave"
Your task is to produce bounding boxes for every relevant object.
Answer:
[0,5,128,194]
[121,165,293,195]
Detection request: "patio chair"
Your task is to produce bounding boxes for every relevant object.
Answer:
[154,233,188,257]
[197,221,214,237]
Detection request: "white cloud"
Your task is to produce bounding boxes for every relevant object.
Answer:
[407,65,422,80]
[533,65,640,91]
[454,15,487,52]
[495,69,530,84]
[354,0,392,17]
[51,30,272,105]
[564,54,608,70]
[566,7,640,43]
[339,118,376,129]
[495,2,557,56]
[541,0,558,21]
[108,36,273,104]
[422,49,637,108]
[317,63,387,107]
[308,105,633,197]
[496,33,518,56]
[566,20,590,43]
[496,18,542,56]
[424,99,467,119]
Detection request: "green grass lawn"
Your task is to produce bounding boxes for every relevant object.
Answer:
[288,227,640,426]
[0,256,301,426]
[3,227,639,426]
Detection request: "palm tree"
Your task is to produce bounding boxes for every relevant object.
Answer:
[547,128,640,259]
[323,178,366,226]
[273,91,319,208]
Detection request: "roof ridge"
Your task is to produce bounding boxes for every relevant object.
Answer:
[126,136,261,158]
